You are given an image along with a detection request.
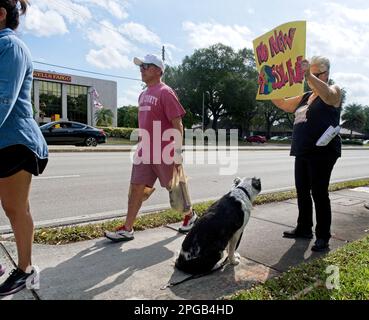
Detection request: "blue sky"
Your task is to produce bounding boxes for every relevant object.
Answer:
[17,0,369,108]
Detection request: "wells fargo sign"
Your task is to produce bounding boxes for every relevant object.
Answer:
[33,71,72,83]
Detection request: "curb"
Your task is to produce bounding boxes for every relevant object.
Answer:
[2,178,368,234]
[48,146,367,153]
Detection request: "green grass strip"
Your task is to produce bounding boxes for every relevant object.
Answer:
[30,178,369,245]
[229,235,369,300]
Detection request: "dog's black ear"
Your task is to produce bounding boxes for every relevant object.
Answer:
[252,178,261,191]
[233,177,242,186]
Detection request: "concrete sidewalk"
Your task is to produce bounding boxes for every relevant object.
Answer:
[0,188,368,300]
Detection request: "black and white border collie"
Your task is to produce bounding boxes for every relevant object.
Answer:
[175,177,261,275]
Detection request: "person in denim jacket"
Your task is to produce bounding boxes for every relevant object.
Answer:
[0,0,48,296]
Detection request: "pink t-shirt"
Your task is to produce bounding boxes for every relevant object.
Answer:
[137,82,186,164]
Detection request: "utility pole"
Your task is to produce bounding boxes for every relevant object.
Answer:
[202,92,205,131]
[162,45,165,81]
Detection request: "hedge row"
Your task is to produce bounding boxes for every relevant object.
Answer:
[342,139,366,145]
[98,127,137,139]
[98,127,369,146]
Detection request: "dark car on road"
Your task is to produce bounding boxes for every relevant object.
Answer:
[245,135,267,143]
[40,121,107,146]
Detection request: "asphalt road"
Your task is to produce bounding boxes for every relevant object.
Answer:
[1,149,369,230]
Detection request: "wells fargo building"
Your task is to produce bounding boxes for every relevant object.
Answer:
[32,70,117,126]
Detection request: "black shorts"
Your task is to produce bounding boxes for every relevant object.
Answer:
[0,144,48,178]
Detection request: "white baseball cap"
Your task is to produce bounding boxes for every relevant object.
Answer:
[133,54,165,72]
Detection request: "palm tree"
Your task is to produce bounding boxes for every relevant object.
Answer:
[341,103,366,138]
[94,108,114,126]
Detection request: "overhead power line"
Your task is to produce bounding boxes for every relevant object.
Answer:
[48,0,165,60]
[51,0,124,37]
[33,61,142,82]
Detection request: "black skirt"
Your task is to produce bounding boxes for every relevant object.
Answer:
[0,144,48,178]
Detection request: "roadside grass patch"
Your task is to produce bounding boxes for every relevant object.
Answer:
[32,201,213,245]
[228,235,369,300]
[105,137,136,145]
[27,178,369,245]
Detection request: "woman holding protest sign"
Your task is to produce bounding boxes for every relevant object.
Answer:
[272,56,342,252]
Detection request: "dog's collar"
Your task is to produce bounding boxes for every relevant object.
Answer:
[236,186,251,201]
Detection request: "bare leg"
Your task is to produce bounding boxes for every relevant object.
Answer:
[124,183,146,231]
[0,170,33,272]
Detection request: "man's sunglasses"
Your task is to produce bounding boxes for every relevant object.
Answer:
[312,71,327,77]
[140,63,156,70]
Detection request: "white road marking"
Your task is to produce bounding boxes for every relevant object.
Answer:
[34,175,80,180]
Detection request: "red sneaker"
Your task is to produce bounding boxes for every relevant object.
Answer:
[178,211,198,233]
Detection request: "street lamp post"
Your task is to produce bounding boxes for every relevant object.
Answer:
[202,92,205,131]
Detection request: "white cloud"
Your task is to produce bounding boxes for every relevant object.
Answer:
[308,21,369,59]
[118,83,144,107]
[303,9,314,19]
[302,2,369,106]
[27,1,134,70]
[86,21,133,52]
[30,0,92,25]
[119,22,161,46]
[306,2,369,60]
[85,21,136,69]
[24,5,68,37]
[324,2,369,24]
[333,72,369,106]
[76,0,129,20]
[86,48,131,69]
[24,0,164,72]
[183,21,253,50]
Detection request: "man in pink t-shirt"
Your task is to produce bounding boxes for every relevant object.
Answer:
[105,54,198,242]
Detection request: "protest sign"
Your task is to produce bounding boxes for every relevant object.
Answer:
[253,21,306,100]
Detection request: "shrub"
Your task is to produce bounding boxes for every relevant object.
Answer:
[342,139,363,145]
[97,127,137,139]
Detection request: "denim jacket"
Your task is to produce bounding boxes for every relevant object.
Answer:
[0,28,48,159]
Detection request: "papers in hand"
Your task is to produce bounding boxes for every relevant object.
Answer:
[316,125,340,146]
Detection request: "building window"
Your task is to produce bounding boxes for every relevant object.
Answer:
[67,85,88,124]
[39,81,62,121]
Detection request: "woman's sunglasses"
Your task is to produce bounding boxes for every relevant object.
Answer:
[312,71,327,77]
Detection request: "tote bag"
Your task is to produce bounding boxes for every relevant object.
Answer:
[168,165,191,213]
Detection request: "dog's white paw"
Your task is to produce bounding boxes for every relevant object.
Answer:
[229,252,241,265]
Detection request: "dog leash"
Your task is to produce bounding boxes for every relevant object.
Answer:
[160,256,229,290]
[161,187,249,290]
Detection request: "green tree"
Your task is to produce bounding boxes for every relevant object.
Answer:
[252,101,286,139]
[95,108,114,126]
[362,106,369,136]
[341,103,366,138]
[164,66,197,129]
[117,106,138,128]
[222,72,258,137]
[165,44,258,132]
